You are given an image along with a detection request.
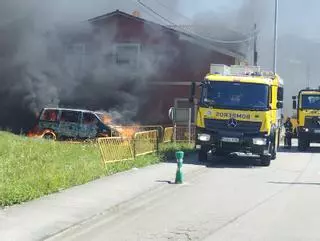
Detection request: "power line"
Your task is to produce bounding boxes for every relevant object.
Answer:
[152,0,260,38]
[136,0,177,25]
[152,0,190,21]
[127,0,169,25]
[137,0,259,44]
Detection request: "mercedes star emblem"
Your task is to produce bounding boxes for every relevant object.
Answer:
[227,118,238,128]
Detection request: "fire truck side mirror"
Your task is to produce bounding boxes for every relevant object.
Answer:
[292,96,297,109]
[292,100,297,110]
[276,102,283,109]
[293,100,297,110]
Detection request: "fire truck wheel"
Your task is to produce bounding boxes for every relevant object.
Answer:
[198,150,208,162]
[271,139,277,160]
[260,155,271,166]
[298,138,309,151]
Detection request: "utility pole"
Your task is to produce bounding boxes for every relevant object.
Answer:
[306,61,310,88]
[253,23,258,66]
[273,0,279,73]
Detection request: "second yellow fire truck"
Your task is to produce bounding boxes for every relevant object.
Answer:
[293,88,320,151]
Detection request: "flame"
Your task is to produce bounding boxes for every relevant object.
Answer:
[96,112,139,138]
[27,132,39,138]
[115,126,139,138]
[101,114,112,125]
[27,126,42,138]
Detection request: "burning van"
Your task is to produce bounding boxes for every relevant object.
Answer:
[27,108,121,140]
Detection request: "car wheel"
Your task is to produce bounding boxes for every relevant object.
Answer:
[43,133,56,141]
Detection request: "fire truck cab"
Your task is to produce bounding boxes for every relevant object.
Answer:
[293,88,320,151]
[191,64,284,166]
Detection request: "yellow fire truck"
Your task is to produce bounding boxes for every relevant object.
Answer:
[292,88,320,151]
[190,64,284,166]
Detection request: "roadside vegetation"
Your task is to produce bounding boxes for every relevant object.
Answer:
[0,131,193,206]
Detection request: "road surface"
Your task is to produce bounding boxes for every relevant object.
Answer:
[48,146,320,241]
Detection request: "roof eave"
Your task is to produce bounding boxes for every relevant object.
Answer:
[88,10,245,60]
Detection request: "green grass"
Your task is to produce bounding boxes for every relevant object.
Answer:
[0,132,194,207]
[159,142,195,161]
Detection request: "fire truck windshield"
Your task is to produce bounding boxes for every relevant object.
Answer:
[301,94,320,109]
[200,81,269,111]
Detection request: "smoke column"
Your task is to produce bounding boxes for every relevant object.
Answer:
[0,0,180,132]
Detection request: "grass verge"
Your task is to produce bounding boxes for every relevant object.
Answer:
[0,132,194,207]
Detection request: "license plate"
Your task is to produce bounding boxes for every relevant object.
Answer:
[314,129,320,133]
[221,137,240,143]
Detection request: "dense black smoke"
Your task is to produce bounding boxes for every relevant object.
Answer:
[0,0,180,133]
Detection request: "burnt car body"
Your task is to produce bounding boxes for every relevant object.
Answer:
[28,108,119,140]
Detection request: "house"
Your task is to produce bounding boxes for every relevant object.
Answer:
[63,10,246,125]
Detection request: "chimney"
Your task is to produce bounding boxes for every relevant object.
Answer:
[132,11,141,18]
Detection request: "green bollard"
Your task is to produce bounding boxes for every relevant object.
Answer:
[175,151,184,184]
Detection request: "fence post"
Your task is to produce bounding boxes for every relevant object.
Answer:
[170,127,174,143]
[188,108,192,144]
[156,131,159,156]
[133,135,136,159]
[159,126,164,143]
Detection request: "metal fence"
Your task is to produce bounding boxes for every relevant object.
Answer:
[133,130,158,157]
[172,125,196,143]
[97,125,195,165]
[97,137,134,165]
[111,125,195,143]
[112,125,163,139]
[163,127,174,143]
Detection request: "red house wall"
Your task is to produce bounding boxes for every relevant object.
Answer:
[91,14,236,124]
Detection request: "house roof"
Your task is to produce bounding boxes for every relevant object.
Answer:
[88,10,246,60]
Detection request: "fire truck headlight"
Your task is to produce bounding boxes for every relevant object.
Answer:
[253,138,267,146]
[198,133,211,142]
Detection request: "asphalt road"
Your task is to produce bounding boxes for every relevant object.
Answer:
[48,145,320,241]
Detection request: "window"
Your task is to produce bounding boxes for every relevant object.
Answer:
[202,82,269,110]
[301,95,320,109]
[277,87,284,101]
[269,86,273,104]
[40,109,59,122]
[66,43,86,71]
[175,98,195,123]
[175,99,192,109]
[83,112,99,125]
[114,43,140,67]
[60,111,80,123]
